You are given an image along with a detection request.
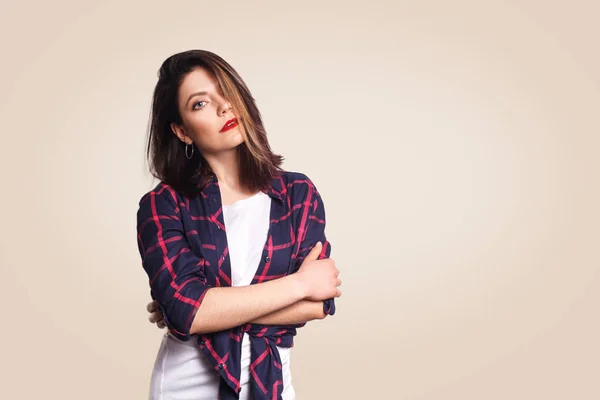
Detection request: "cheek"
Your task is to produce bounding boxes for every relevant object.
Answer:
[187,118,219,146]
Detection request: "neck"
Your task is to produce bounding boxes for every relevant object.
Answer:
[204,147,245,192]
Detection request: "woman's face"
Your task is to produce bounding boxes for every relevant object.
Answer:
[171,67,244,155]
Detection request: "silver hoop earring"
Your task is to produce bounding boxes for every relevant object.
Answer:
[185,143,194,159]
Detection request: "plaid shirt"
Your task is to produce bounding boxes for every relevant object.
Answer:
[136,170,335,400]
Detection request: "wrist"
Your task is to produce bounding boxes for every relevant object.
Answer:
[286,273,308,301]
[316,300,327,319]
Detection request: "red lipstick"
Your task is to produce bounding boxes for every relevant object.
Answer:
[220,118,238,133]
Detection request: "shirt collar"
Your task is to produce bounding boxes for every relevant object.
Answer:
[200,172,285,203]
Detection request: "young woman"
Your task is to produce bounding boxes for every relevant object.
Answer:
[136,49,341,400]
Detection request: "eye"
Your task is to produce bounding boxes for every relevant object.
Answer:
[192,100,207,110]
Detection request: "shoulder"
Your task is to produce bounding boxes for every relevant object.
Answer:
[278,170,324,205]
[137,182,183,214]
[278,170,318,191]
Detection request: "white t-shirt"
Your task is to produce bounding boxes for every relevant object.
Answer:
[149,191,295,400]
[223,191,293,399]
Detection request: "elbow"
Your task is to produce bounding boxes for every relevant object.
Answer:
[166,308,205,340]
[188,314,207,335]
[163,285,212,340]
[189,311,220,335]
[187,289,216,335]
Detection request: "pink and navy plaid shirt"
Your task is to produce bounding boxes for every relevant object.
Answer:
[136,170,335,400]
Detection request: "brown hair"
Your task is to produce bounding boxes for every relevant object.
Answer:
[146,49,284,197]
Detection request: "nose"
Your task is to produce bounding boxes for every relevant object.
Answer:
[218,99,233,116]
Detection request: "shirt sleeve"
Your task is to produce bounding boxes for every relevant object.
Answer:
[292,177,336,317]
[136,186,212,341]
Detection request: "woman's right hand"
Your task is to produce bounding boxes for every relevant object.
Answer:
[147,300,166,329]
[295,242,342,301]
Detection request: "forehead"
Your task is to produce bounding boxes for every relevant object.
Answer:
[178,68,220,99]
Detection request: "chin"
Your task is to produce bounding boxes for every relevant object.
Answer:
[230,131,245,145]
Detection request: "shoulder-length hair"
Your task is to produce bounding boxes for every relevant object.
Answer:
[146,49,284,197]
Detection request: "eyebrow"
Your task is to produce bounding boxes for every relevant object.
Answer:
[185,91,209,106]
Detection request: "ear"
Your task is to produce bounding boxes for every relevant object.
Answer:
[170,122,193,145]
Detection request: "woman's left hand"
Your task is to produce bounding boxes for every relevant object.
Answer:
[147,300,166,329]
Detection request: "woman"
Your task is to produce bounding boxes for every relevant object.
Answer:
[136,49,341,400]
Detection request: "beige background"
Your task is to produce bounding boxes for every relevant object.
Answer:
[1,1,599,399]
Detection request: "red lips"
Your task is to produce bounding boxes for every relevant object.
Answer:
[220,118,238,133]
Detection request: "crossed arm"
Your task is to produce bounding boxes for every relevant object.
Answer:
[139,180,336,338]
[148,241,330,331]
[149,290,326,329]
[250,299,326,325]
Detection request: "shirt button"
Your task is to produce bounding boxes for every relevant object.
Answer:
[265,256,271,262]
[217,363,224,369]
[217,226,221,230]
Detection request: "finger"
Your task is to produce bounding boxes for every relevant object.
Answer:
[336,278,342,286]
[149,312,162,323]
[305,242,323,262]
[335,289,342,297]
[147,300,159,313]
[157,321,166,329]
